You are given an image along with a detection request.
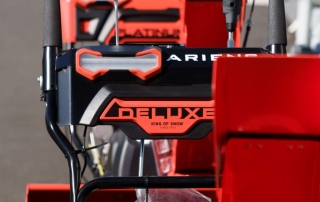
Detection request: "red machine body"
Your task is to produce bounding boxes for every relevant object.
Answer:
[58,0,245,178]
[35,0,320,201]
[60,0,244,47]
[27,1,248,201]
[60,0,187,45]
[214,56,320,202]
[169,0,245,176]
[185,0,245,47]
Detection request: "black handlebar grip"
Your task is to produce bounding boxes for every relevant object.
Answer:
[267,0,287,47]
[43,0,62,47]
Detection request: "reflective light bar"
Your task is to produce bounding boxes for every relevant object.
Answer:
[80,54,158,73]
[76,48,162,80]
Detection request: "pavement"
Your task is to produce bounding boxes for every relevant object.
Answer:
[0,1,69,201]
[0,1,292,202]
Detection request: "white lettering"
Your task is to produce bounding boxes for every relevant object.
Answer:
[166,54,258,62]
[202,54,206,61]
[167,54,182,61]
[211,54,222,61]
[185,54,198,61]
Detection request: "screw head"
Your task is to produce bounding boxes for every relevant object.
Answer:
[37,76,43,90]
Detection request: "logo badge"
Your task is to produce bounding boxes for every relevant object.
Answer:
[100,98,214,135]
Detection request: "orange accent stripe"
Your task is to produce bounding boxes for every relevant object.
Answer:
[80,20,90,33]
[76,48,106,80]
[76,48,162,80]
[130,48,162,80]
[76,0,97,9]
[60,0,76,43]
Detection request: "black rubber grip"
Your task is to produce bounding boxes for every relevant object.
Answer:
[267,0,287,46]
[43,0,62,47]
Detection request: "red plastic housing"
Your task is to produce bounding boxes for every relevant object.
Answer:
[185,0,245,47]
[60,0,245,47]
[169,0,246,177]
[213,56,320,202]
[60,0,187,45]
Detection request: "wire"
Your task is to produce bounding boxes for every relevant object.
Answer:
[248,0,255,20]
[76,141,109,153]
[243,0,256,47]
[70,125,108,179]
[81,126,88,178]
[88,142,105,176]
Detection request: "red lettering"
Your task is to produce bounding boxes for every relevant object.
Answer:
[173,29,180,37]
[134,29,143,37]
[119,29,126,37]
[162,29,168,37]
[144,29,151,37]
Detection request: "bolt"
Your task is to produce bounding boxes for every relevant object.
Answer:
[256,144,262,149]
[297,145,304,150]
[37,76,43,90]
[40,94,46,102]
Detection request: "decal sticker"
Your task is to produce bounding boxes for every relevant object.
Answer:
[100,98,214,135]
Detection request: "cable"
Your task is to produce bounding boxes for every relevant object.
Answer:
[69,126,109,178]
[88,130,103,175]
[74,141,109,154]
[81,126,88,178]
[243,0,256,47]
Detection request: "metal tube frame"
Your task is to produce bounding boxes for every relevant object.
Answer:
[45,96,215,202]
[69,125,100,178]
[77,176,215,202]
[45,91,81,202]
[45,99,215,202]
